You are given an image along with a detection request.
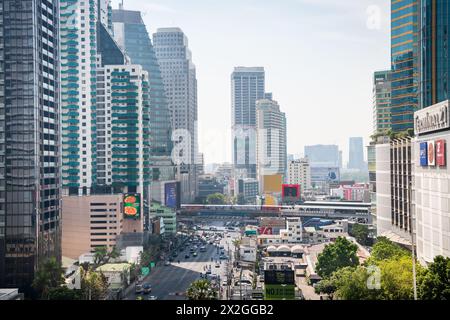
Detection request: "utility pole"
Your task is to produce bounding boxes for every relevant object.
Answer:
[409,180,417,300]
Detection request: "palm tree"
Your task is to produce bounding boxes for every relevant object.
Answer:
[186,279,218,300]
[32,257,64,299]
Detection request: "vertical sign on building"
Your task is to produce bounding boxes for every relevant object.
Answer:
[164,182,178,209]
[427,140,435,166]
[123,194,141,219]
[436,140,446,166]
[420,142,428,166]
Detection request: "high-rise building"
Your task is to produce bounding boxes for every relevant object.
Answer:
[60,0,110,195]
[256,98,287,179]
[0,0,61,291]
[390,0,419,132]
[95,64,151,217]
[373,70,392,134]
[153,28,198,203]
[419,0,450,109]
[287,159,311,192]
[348,137,365,171]
[304,145,340,167]
[231,67,266,180]
[112,8,174,183]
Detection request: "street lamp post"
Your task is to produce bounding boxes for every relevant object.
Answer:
[409,180,417,300]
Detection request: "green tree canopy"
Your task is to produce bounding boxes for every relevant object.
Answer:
[366,237,409,264]
[47,287,83,300]
[186,279,218,300]
[314,278,337,300]
[315,237,359,278]
[80,267,109,300]
[32,257,65,299]
[349,223,372,246]
[206,193,226,205]
[331,266,381,300]
[418,255,450,300]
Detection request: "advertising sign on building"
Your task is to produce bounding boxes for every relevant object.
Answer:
[420,142,428,166]
[164,182,179,209]
[428,140,436,166]
[123,194,141,219]
[282,184,300,200]
[264,270,295,285]
[258,227,273,235]
[414,100,450,135]
[264,284,295,300]
[436,139,446,166]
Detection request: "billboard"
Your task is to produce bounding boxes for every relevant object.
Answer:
[420,142,428,166]
[264,284,295,300]
[436,139,446,166]
[427,140,436,166]
[123,193,141,219]
[164,182,177,208]
[258,227,273,235]
[282,184,300,200]
[264,270,295,285]
[263,174,282,193]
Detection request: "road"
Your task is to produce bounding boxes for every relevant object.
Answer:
[124,225,239,300]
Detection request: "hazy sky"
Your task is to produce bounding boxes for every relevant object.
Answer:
[111,0,391,165]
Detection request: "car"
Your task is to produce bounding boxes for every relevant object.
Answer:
[219,255,227,260]
[205,269,212,275]
[164,261,170,266]
[147,295,158,300]
[185,254,190,259]
[135,284,143,294]
[222,280,228,286]
[142,283,152,294]
[193,252,198,257]
[215,263,220,268]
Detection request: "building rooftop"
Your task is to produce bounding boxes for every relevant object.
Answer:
[96,263,131,273]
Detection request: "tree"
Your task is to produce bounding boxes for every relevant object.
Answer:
[366,237,409,264]
[314,278,337,300]
[47,287,83,300]
[315,237,359,278]
[93,246,108,266]
[418,255,450,300]
[206,193,226,205]
[349,224,372,246]
[377,255,419,300]
[330,266,380,300]
[32,257,65,299]
[80,267,109,300]
[186,279,218,300]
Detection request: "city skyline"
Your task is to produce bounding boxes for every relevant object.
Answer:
[111,0,391,165]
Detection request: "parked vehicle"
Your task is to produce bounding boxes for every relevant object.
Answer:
[185,254,190,259]
[193,252,198,257]
[148,296,158,300]
[164,261,170,266]
[142,283,152,294]
[135,284,143,294]
[200,246,206,252]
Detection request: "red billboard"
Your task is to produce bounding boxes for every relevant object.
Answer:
[436,139,446,166]
[282,184,300,199]
[258,227,273,235]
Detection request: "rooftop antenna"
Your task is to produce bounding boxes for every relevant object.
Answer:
[119,0,124,10]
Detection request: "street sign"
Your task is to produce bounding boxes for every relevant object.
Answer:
[150,262,155,268]
[264,284,295,300]
[141,267,149,276]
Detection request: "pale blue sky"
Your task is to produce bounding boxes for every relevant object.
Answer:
[112,0,391,165]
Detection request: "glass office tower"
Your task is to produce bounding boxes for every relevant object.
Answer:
[420,0,450,108]
[0,0,61,293]
[391,0,419,131]
[112,8,173,182]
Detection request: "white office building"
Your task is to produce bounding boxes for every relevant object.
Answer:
[153,27,199,203]
[413,100,450,264]
[287,158,311,192]
[256,98,287,181]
